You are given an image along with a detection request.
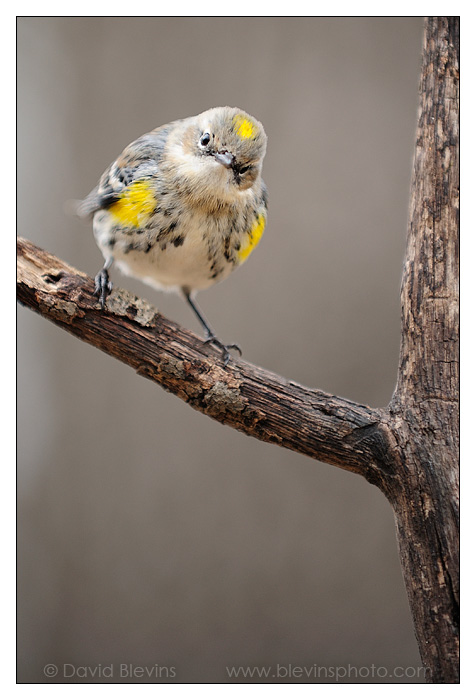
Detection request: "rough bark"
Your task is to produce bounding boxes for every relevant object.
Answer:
[16,17,459,683]
[16,237,395,493]
[388,17,459,682]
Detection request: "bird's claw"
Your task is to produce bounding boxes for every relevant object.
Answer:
[94,268,113,309]
[203,335,242,366]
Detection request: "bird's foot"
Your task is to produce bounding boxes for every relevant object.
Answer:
[203,335,242,366]
[94,268,113,309]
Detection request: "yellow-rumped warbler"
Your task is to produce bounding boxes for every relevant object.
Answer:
[78,106,268,364]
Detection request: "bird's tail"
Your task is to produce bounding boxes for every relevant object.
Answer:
[64,187,101,219]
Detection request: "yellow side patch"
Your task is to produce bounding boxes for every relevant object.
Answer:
[109,180,156,228]
[233,114,258,140]
[238,214,266,263]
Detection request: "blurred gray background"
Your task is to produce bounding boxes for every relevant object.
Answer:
[17,17,424,683]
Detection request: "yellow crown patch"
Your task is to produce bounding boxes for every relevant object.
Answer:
[233,114,258,140]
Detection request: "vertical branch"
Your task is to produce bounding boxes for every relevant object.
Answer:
[389,17,459,683]
[395,16,459,405]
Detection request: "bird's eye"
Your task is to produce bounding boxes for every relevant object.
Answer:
[200,132,211,148]
[238,164,251,175]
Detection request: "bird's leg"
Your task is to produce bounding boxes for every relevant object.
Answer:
[94,256,114,309]
[183,290,242,366]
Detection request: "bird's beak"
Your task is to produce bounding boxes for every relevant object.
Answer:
[214,151,235,168]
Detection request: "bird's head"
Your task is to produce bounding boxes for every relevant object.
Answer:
[171,107,267,205]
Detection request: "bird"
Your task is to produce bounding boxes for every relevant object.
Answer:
[78,106,268,365]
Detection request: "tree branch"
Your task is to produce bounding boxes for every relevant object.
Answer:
[395,16,459,406]
[17,236,392,490]
[386,17,459,682]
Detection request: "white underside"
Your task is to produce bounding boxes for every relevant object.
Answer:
[94,208,236,294]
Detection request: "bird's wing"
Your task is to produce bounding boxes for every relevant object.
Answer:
[77,124,173,218]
